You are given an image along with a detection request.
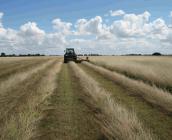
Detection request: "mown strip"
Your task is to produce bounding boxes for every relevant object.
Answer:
[70,62,155,140]
[32,63,102,140]
[80,63,172,140]
[0,59,61,140]
[0,58,58,96]
[0,57,40,71]
[91,61,172,93]
[0,59,57,122]
[0,58,51,82]
[83,62,172,113]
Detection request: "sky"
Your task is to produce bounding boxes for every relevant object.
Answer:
[0,0,172,55]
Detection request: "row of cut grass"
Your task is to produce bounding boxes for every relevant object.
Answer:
[70,62,154,140]
[0,58,57,96]
[0,58,51,82]
[90,56,172,92]
[83,62,172,113]
[80,63,172,140]
[32,63,102,140]
[0,59,62,140]
[0,59,57,119]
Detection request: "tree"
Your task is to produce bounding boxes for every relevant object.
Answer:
[152,52,161,56]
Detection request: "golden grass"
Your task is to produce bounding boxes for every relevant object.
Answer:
[0,60,53,87]
[70,62,155,140]
[0,61,62,140]
[83,61,172,113]
[0,57,51,69]
[27,61,62,139]
[0,56,52,63]
[0,59,56,96]
[90,56,172,92]
[32,64,103,140]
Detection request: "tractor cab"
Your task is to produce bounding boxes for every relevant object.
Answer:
[64,48,77,63]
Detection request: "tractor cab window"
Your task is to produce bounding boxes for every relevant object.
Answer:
[66,49,74,54]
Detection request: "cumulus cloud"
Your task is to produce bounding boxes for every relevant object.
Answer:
[20,22,45,36]
[52,18,72,34]
[110,11,151,37]
[75,16,113,41]
[110,10,125,16]
[75,16,106,35]
[73,11,172,54]
[0,11,172,55]
[0,17,68,54]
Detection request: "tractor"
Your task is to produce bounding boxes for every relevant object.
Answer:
[64,48,89,63]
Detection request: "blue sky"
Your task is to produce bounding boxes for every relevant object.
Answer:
[0,0,172,54]
[1,0,172,31]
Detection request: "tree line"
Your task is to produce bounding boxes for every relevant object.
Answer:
[0,52,45,57]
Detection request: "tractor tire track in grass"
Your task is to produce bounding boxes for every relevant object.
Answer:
[32,63,103,140]
[0,59,62,140]
[79,63,172,140]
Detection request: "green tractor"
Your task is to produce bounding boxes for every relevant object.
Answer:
[64,48,89,63]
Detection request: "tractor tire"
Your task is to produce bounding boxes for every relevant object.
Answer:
[64,59,68,63]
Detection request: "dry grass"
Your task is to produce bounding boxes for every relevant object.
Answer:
[0,57,51,71]
[0,59,56,96]
[83,62,172,113]
[70,62,155,140]
[0,59,59,119]
[0,60,62,140]
[80,63,172,140]
[32,64,103,140]
[0,58,50,82]
[27,61,62,140]
[90,56,172,92]
[0,56,52,63]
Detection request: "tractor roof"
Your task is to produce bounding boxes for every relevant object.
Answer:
[66,48,74,50]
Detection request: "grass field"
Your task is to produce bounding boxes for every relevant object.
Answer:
[0,56,172,140]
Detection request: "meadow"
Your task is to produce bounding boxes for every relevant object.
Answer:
[0,56,171,140]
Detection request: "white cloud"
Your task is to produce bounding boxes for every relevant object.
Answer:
[0,18,67,54]
[0,11,172,55]
[110,11,151,37]
[151,19,168,35]
[20,22,45,36]
[75,16,113,41]
[0,12,4,27]
[170,11,172,17]
[52,18,72,34]
[73,11,172,54]
[17,22,45,49]
[75,16,105,35]
[110,10,125,16]
[0,12,3,18]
